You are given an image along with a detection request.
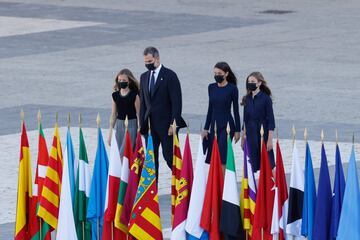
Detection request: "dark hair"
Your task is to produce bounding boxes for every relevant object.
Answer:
[214,62,237,85]
[241,71,272,106]
[143,46,160,58]
[114,69,140,93]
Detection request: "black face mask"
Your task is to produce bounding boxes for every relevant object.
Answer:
[145,63,156,71]
[247,82,257,91]
[118,82,128,89]
[214,75,225,83]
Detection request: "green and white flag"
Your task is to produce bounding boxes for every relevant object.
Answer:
[74,128,92,240]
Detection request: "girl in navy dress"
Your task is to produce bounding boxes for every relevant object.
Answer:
[202,62,241,166]
[241,71,275,172]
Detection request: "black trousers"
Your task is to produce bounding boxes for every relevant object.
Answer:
[144,128,179,181]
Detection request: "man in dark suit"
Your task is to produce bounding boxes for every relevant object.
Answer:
[139,46,186,178]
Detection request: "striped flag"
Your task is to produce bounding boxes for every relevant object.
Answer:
[171,133,194,239]
[34,123,52,240]
[200,134,224,240]
[286,141,304,237]
[56,129,77,239]
[240,139,257,239]
[86,128,109,239]
[15,121,39,240]
[102,130,122,239]
[129,134,163,240]
[120,132,145,231]
[301,142,316,240]
[38,124,63,230]
[185,135,209,240]
[220,134,244,239]
[74,127,91,240]
[114,129,133,238]
[271,140,288,240]
[171,130,183,225]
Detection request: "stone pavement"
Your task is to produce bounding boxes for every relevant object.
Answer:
[1,0,360,238]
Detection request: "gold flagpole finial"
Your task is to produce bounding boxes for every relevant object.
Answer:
[37,109,41,124]
[321,129,324,143]
[96,113,101,128]
[186,120,190,135]
[172,119,177,132]
[336,129,339,145]
[260,124,264,138]
[20,109,25,126]
[214,121,217,137]
[352,132,355,146]
[226,122,230,135]
[79,113,82,128]
[304,128,308,142]
[148,118,151,134]
[292,125,296,139]
[55,112,59,126]
[68,112,71,128]
[125,115,129,129]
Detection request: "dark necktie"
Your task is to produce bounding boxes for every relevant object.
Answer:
[150,71,155,97]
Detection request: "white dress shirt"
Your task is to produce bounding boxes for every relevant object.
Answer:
[149,64,162,89]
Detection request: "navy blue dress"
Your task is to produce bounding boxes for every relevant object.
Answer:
[243,91,275,172]
[203,82,241,164]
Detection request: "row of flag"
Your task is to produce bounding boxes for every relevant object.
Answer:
[14,114,360,240]
[14,114,163,240]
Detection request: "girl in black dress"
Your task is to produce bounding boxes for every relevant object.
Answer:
[108,69,140,156]
[241,72,275,172]
[202,62,241,167]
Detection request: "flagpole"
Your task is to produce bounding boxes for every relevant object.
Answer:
[78,113,85,240]
[96,113,101,240]
[321,129,324,144]
[38,110,43,240]
[260,125,264,240]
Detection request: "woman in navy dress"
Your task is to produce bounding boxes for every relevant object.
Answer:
[241,71,275,172]
[202,62,241,166]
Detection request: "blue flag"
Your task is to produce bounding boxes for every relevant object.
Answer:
[65,128,76,207]
[337,146,360,239]
[301,143,316,239]
[330,144,345,239]
[313,144,332,239]
[86,129,109,240]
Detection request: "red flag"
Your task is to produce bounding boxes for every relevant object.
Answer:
[171,133,194,239]
[253,141,275,240]
[275,140,289,240]
[200,135,224,240]
[120,132,145,230]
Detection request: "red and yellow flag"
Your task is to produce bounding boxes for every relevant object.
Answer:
[15,122,39,240]
[129,134,163,240]
[37,124,63,230]
[171,131,183,224]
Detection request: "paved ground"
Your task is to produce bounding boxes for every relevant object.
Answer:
[1,0,360,239]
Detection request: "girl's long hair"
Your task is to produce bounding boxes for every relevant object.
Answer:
[241,71,272,106]
[113,68,140,93]
[214,62,237,85]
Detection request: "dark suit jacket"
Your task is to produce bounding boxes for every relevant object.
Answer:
[139,65,186,135]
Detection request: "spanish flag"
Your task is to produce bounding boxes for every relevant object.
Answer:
[15,122,39,239]
[37,124,63,230]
